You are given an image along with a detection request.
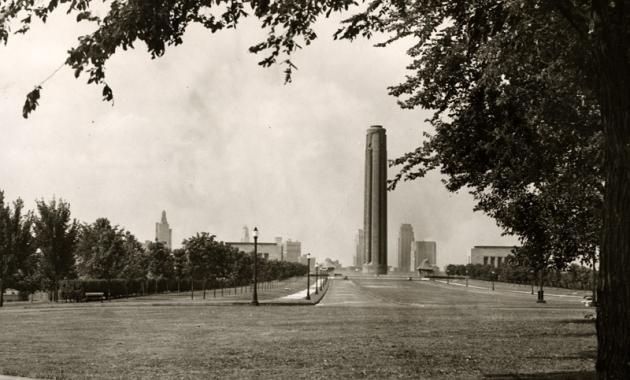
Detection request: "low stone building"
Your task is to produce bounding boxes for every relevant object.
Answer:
[469,246,517,267]
[226,241,283,261]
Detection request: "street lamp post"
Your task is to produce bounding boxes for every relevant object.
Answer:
[315,265,319,295]
[306,253,311,300]
[491,270,496,291]
[251,227,259,306]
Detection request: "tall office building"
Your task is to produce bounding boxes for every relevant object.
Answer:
[363,125,388,274]
[284,240,302,263]
[275,237,284,260]
[155,210,172,249]
[397,224,414,271]
[241,226,250,243]
[411,241,437,271]
[354,229,365,267]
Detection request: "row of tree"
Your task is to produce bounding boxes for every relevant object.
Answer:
[0,190,307,305]
[445,263,595,291]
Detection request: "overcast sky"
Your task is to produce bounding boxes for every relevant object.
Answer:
[0,11,517,267]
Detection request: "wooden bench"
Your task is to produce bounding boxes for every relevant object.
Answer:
[83,292,106,302]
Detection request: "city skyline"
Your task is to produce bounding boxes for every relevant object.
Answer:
[0,15,516,267]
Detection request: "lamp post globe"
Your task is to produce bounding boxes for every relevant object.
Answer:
[306,253,311,300]
[251,227,259,306]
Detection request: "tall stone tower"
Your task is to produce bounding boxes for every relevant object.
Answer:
[155,210,172,249]
[397,224,414,272]
[363,125,388,274]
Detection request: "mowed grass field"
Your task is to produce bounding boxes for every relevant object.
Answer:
[0,277,596,379]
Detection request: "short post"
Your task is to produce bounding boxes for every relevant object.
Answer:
[320,271,324,291]
[315,265,319,295]
[537,269,546,303]
[491,270,496,291]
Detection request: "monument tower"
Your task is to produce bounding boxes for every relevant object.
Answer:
[363,125,388,274]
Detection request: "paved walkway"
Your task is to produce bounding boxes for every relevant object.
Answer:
[317,278,385,307]
[280,278,323,300]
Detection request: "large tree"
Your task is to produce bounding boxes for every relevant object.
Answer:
[118,231,148,280]
[75,217,126,280]
[33,198,78,301]
[146,240,173,280]
[0,192,36,307]
[2,0,630,377]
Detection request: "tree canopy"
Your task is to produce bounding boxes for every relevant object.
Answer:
[0,192,36,306]
[75,218,127,279]
[33,197,78,300]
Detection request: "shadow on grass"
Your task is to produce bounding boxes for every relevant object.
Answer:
[558,318,596,324]
[483,371,595,380]
[524,349,596,361]
[559,332,596,338]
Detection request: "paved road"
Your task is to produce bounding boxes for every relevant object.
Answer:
[319,276,589,310]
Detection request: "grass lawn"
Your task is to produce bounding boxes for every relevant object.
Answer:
[0,277,596,379]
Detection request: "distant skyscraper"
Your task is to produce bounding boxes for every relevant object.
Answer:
[397,224,414,271]
[155,210,172,249]
[241,226,250,243]
[354,229,365,267]
[284,240,302,263]
[411,241,437,271]
[275,237,284,260]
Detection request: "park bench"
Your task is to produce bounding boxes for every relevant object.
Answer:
[83,292,105,302]
[581,295,594,307]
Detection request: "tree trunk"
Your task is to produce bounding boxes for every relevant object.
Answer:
[0,276,4,307]
[596,43,630,377]
[597,109,630,377]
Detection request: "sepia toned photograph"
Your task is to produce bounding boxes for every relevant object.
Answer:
[0,1,626,379]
